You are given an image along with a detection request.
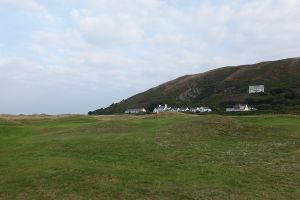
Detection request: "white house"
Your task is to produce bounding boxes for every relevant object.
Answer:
[249,85,265,94]
[226,104,251,112]
[190,107,199,112]
[153,104,212,113]
[177,107,190,112]
[125,108,146,114]
[153,104,168,113]
[190,107,212,113]
[169,107,180,112]
[200,107,212,112]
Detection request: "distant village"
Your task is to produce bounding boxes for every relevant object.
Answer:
[125,85,264,114]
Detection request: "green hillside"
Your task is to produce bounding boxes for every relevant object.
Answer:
[89,57,300,115]
[1,114,299,199]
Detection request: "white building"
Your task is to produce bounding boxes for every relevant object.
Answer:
[226,104,250,112]
[249,85,265,94]
[200,107,212,112]
[153,104,212,113]
[125,108,146,114]
[190,107,212,113]
[226,104,252,112]
[153,104,168,113]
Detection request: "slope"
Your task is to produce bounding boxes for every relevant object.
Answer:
[89,57,300,114]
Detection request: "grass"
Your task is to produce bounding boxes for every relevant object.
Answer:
[0,114,299,199]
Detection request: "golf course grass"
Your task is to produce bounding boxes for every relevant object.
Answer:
[0,114,299,199]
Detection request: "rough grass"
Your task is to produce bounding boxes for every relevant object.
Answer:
[0,114,299,199]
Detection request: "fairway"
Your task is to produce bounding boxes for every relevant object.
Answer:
[0,114,299,199]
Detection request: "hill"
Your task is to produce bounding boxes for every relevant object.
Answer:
[89,57,300,115]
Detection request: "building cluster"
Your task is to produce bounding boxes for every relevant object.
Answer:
[124,104,212,114]
[124,85,264,114]
[225,104,257,112]
[153,104,212,113]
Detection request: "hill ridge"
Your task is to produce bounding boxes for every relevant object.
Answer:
[89,57,300,115]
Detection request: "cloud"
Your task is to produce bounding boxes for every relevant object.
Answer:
[1,0,300,114]
[70,10,144,46]
[228,0,300,59]
[33,30,90,49]
[69,0,166,46]
[1,0,55,23]
[0,56,87,88]
[19,0,300,81]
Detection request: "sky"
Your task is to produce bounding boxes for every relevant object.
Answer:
[0,0,300,114]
